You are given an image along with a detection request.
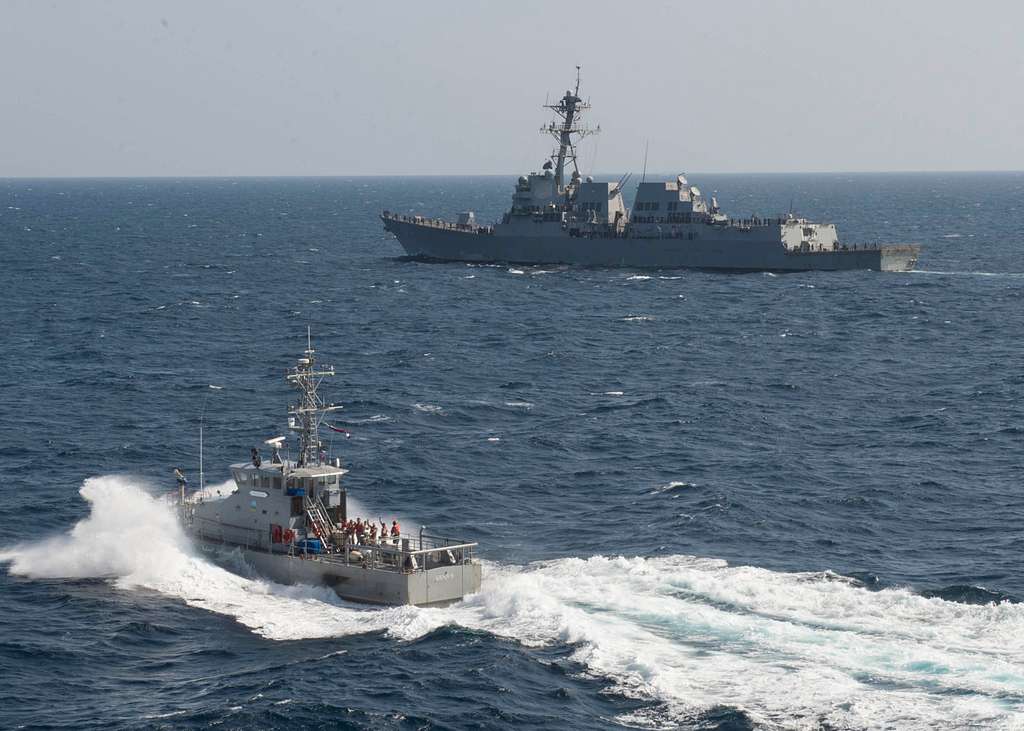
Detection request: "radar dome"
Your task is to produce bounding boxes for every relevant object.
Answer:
[518,175,528,186]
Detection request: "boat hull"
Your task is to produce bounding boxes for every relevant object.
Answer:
[194,538,482,607]
[382,216,920,272]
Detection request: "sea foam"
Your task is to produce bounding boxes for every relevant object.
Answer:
[3,476,1023,729]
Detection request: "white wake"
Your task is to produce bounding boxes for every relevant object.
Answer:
[3,476,1023,729]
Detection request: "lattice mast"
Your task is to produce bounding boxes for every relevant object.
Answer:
[541,66,599,195]
[286,329,341,467]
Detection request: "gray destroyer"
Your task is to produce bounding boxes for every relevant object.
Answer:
[382,72,919,272]
[178,336,481,606]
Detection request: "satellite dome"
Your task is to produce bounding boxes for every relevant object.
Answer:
[518,175,528,186]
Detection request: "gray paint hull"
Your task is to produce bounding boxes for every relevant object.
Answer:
[195,539,482,607]
[382,217,919,272]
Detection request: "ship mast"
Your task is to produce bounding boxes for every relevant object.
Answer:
[541,66,599,197]
[286,328,341,467]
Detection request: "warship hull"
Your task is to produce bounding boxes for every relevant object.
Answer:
[181,338,483,608]
[383,217,920,272]
[195,537,482,607]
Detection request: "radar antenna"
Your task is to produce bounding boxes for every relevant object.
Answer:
[286,328,342,467]
[540,65,599,197]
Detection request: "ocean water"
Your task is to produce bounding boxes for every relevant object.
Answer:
[1,172,1022,730]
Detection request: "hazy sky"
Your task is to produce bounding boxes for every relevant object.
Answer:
[2,0,1022,177]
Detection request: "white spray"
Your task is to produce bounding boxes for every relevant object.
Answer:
[3,475,1023,729]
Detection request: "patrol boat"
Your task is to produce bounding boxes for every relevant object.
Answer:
[178,336,482,606]
[382,70,920,272]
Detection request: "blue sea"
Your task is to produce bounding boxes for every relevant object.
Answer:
[1,172,1022,730]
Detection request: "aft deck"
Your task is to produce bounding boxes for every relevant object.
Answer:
[190,512,477,576]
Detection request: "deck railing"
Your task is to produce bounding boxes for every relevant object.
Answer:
[326,535,478,574]
[382,211,495,235]
[188,512,476,575]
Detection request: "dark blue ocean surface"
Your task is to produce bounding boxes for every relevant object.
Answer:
[1,173,1022,729]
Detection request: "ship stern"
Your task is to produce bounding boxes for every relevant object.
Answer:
[403,561,482,606]
[878,244,921,272]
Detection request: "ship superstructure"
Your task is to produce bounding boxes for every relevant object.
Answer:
[179,335,481,606]
[381,70,919,272]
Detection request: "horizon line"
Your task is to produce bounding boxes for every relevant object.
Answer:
[2,168,1023,181]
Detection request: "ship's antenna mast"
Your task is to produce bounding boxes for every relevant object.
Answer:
[541,65,599,198]
[286,329,342,467]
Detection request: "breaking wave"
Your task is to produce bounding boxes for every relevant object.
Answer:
[413,402,445,415]
[4,476,1024,728]
[649,480,697,495]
